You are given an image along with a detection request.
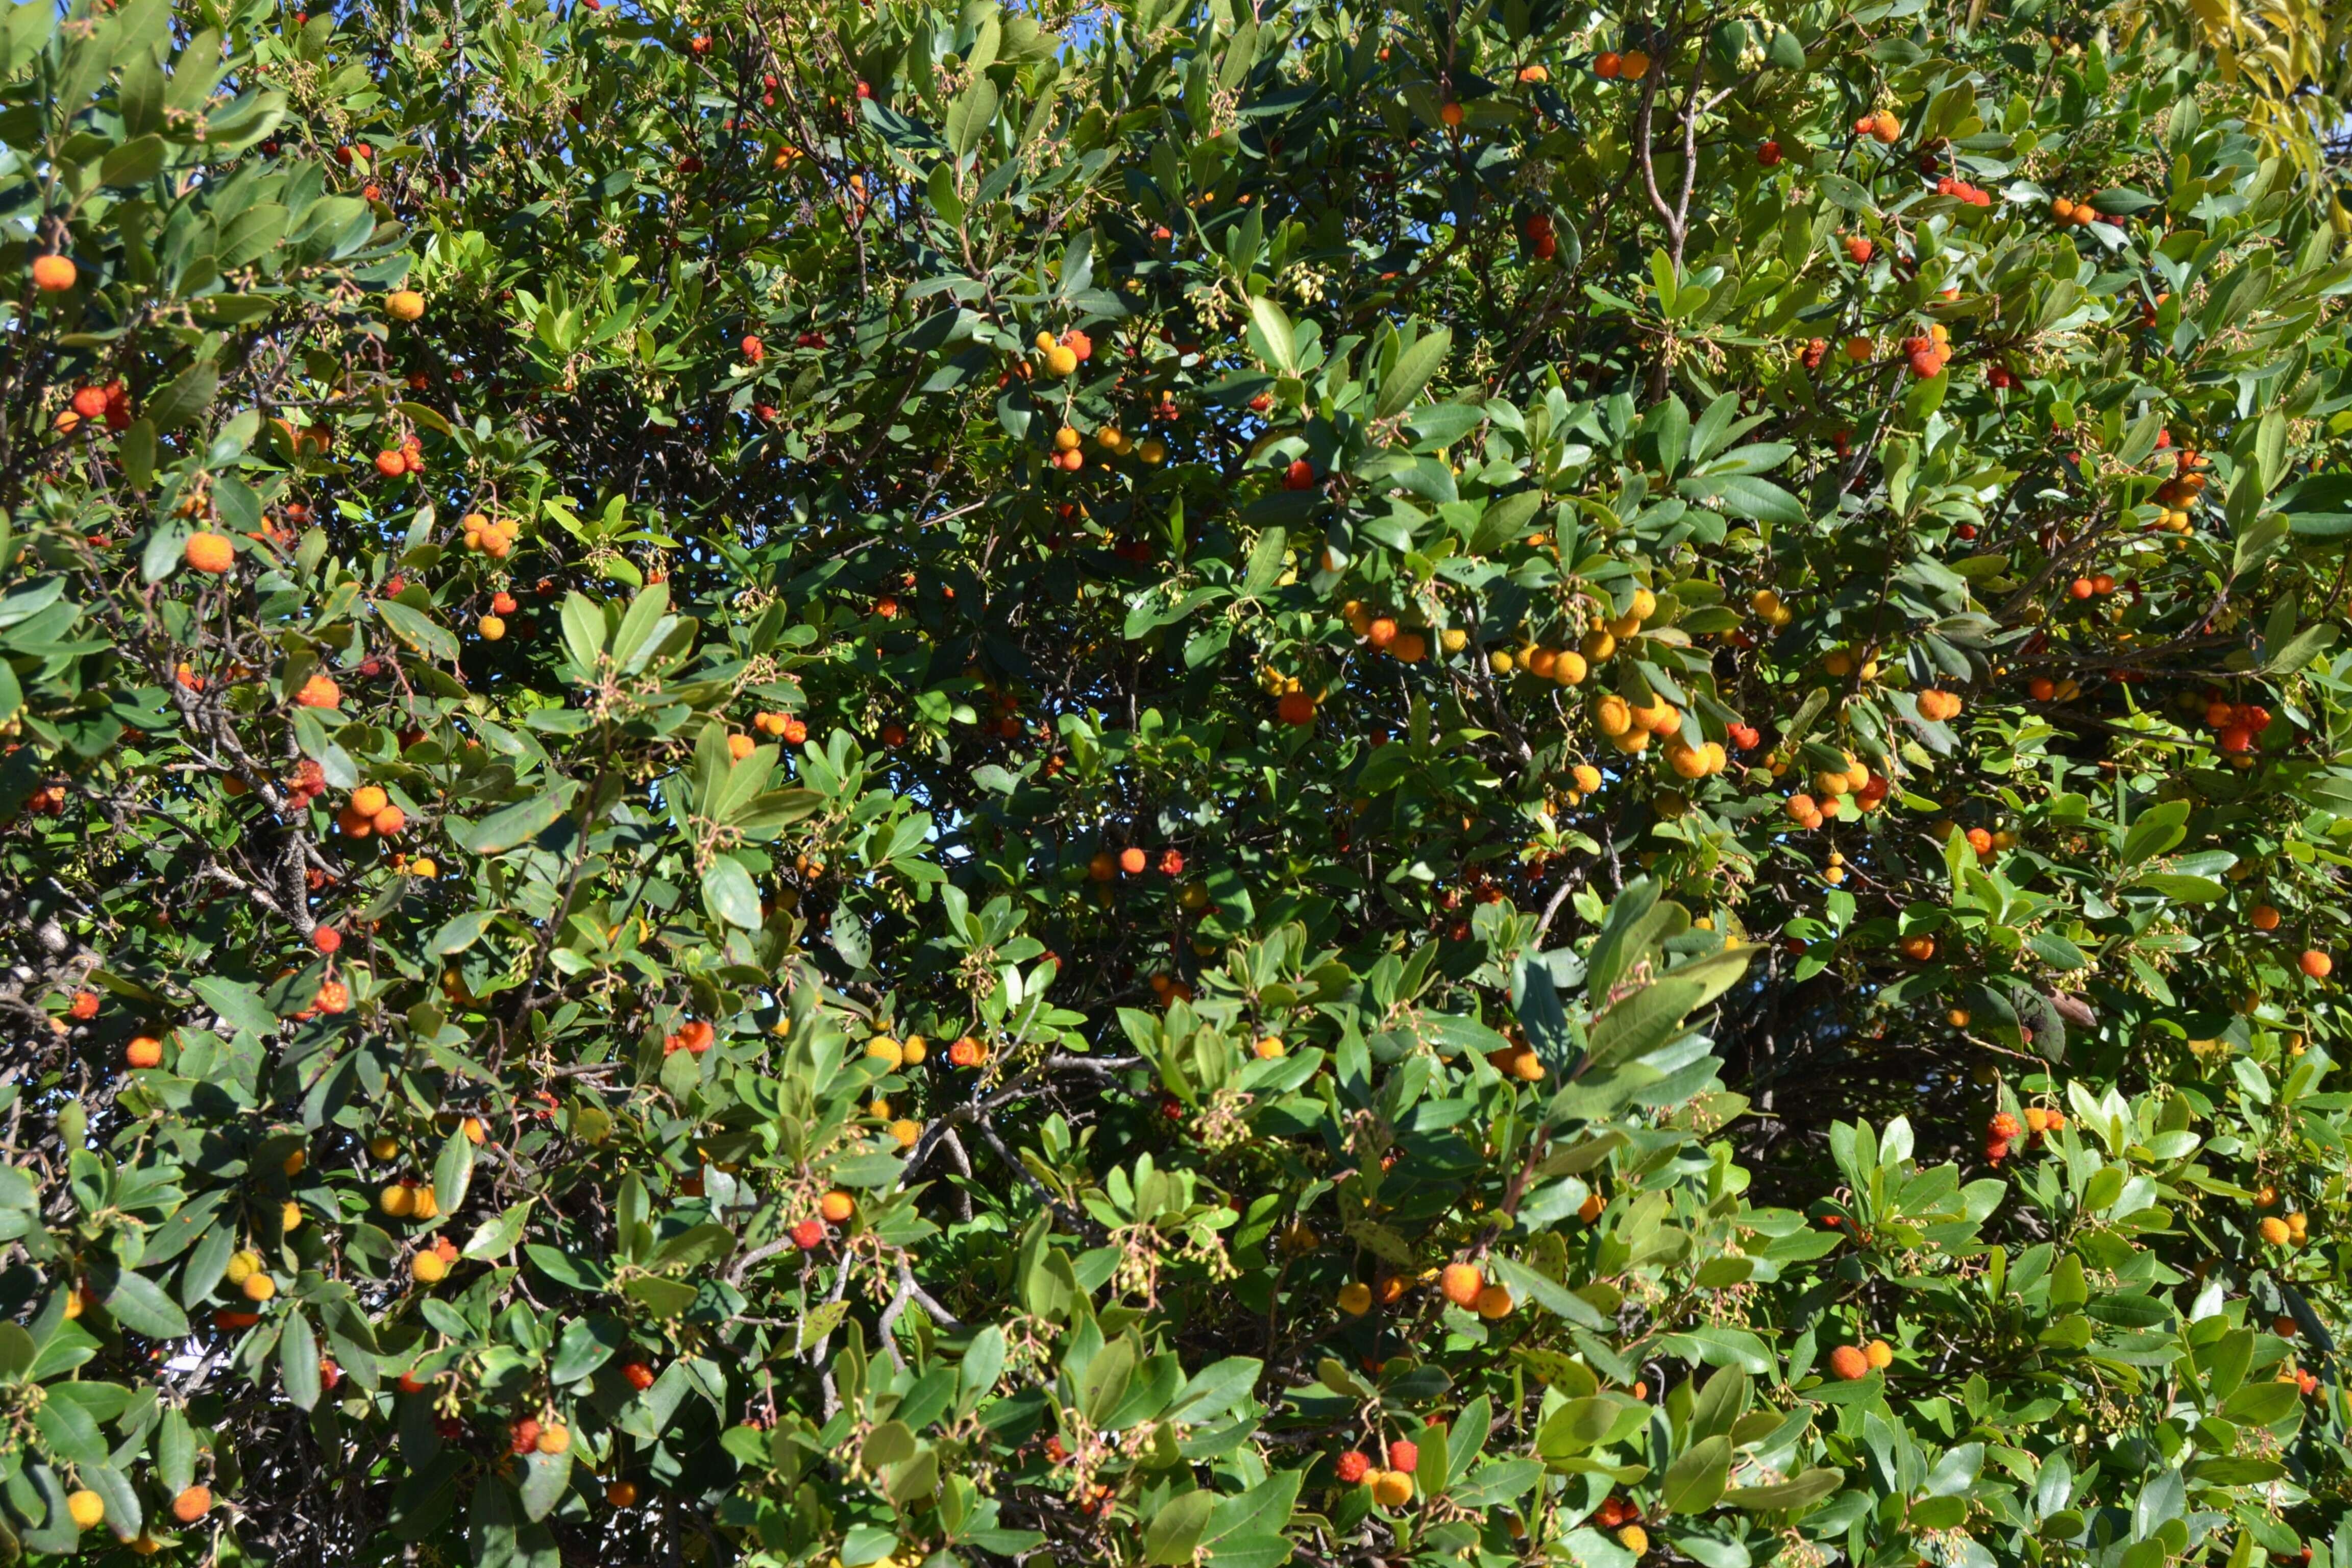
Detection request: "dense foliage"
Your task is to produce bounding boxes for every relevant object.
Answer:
[8,0,2352,1563]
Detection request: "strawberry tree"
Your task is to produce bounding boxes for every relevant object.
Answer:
[4,0,2352,1564]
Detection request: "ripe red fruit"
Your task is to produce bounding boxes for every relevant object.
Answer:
[68,990,99,1019]
[1757,139,1781,166]
[1845,236,1874,264]
[622,1361,656,1391]
[1282,458,1316,491]
[1388,1439,1419,1473]
[311,926,342,954]
[742,334,764,363]
[1828,1344,1869,1380]
[1335,1450,1371,1483]
[791,1218,826,1250]
[510,1417,542,1455]
[1157,849,1185,876]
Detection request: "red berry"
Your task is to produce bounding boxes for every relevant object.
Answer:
[1336,1450,1371,1483]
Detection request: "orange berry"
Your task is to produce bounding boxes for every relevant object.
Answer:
[184,532,236,574]
[1440,1262,1483,1307]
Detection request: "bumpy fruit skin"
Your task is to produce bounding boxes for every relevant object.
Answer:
[1864,1338,1894,1369]
[185,531,237,574]
[171,1485,213,1523]
[2301,949,2333,979]
[411,1251,449,1283]
[2262,1216,2292,1245]
[31,253,77,291]
[1828,1344,1871,1380]
[1388,1439,1419,1474]
[66,1488,105,1528]
[622,1361,656,1391]
[385,288,426,321]
[1370,1468,1414,1506]
[126,1036,163,1069]
[1335,1450,1371,1484]
[1440,1262,1483,1307]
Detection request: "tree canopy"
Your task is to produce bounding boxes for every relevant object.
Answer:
[7,0,2352,1563]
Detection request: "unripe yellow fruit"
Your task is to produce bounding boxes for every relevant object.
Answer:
[865,1036,904,1068]
[241,1271,277,1302]
[1440,628,1467,653]
[1370,1469,1414,1507]
[225,1249,259,1284]
[282,1201,303,1231]
[412,1251,449,1283]
[1619,1526,1649,1555]
[67,1489,105,1529]
[1572,764,1602,793]
[369,1136,400,1160]
[1581,628,1616,663]
[1551,650,1588,685]
[1338,1281,1373,1315]
[385,289,426,322]
[1628,588,1656,620]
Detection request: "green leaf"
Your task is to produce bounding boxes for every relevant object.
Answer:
[463,1200,534,1262]
[428,911,495,957]
[624,1276,699,1317]
[1247,296,1297,377]
[144,363,216,433]
[1660,1435,1732,1514]
[99,133,164,186]
[701,856,764,929]
[90,1259,189,1339]
[945,76,1000,159]
[281,1308,322,1410]
[192,975,277,1037]
[1724,1468,1845,1511]
[518,1447,572,1522]
[1144,1490,1216,1564]
[432,1130,475,1223]
[450,783,579,855]
[1677,474,1806,526]
[378,598,461,665]
[1375,327,1451,420]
